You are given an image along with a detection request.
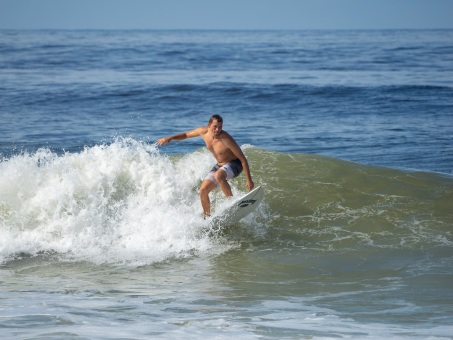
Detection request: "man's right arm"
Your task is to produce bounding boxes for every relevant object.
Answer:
[157,127,205,146]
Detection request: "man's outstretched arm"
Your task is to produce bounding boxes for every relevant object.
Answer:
[157,127,205,145]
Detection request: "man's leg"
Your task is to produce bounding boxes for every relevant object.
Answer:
[199,179,217,217]
[214,169,233,198]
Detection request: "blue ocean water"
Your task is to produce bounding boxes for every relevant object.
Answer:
[1,30,453,339]
[1,29,452,172]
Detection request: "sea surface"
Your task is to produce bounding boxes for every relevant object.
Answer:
[1,29,453,339]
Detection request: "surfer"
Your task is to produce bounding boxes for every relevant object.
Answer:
[157,114,255,217]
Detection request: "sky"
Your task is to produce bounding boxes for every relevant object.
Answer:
[1,0,453,30]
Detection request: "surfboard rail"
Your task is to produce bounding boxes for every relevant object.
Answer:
[209,186,264,227]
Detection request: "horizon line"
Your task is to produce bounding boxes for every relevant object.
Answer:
[1,27,452,31]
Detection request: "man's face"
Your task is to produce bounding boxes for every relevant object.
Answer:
[210,120,223,136]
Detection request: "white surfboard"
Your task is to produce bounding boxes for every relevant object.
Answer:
[209,186,264,227]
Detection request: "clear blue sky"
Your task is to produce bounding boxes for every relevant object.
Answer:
[1,0,452,30]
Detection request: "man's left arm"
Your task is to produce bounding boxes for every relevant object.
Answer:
[223,137,255,191]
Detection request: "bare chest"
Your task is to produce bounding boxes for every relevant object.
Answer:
[204,137,234,163]
[206,137,226,153]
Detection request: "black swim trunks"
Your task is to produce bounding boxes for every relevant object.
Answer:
[205,158,243,186]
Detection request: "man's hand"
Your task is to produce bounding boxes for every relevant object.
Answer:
[246,179,255,191]
[157,137,170,146]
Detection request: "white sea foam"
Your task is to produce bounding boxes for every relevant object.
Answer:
[0,139,241,265]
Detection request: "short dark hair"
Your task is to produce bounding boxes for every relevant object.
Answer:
[209,114,223,124]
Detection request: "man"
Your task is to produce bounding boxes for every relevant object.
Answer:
[157,114,254,217]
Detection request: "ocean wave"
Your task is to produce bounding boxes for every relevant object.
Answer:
[0,139,236,265]
[1,141,452,266]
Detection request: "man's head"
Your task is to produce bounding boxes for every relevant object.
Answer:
[208,114,223,125]
[208,114,223,136]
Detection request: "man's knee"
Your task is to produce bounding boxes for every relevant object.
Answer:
[200,185,209,197]
[214,169,227,183]
[200,180,216,197]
